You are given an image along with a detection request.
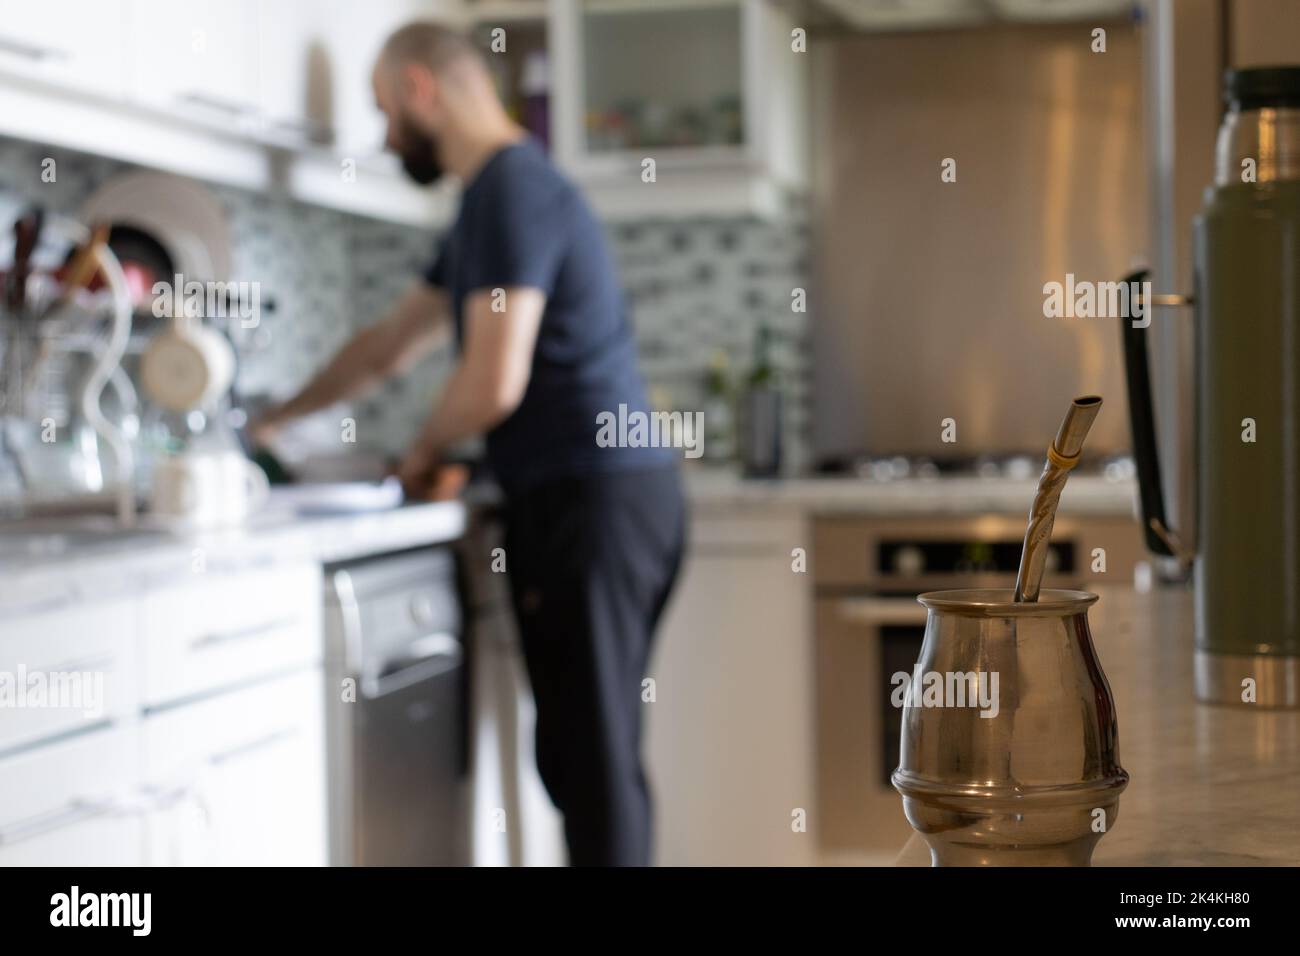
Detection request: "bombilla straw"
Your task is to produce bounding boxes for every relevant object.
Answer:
[1014,395,1103,602]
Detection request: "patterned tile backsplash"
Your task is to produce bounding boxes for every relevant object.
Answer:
[0,136,811,472]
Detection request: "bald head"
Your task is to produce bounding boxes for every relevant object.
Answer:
[377,21,485,87]
[372,21,518,185]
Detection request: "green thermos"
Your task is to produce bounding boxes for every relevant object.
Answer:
[1124,66,1300,708]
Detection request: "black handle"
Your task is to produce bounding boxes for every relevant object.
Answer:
[1119,269,1174,556]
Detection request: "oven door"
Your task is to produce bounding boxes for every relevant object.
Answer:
[815,594,928,862]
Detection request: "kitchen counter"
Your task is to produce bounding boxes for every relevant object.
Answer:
[0,497,466,618]
[894,586,1300,866]
[0,470,1135,616]
[683,468,1138,516]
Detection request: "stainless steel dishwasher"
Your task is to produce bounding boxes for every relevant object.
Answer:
[323,546,468,866]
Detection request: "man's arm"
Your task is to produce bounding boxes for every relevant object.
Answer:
[397,286,544,493]
[252,283,450,443]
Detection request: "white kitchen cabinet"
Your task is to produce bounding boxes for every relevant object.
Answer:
[126,0,262,126]
[0,0,127,98]
[644,510,816,865]
[282,0,464,224]
[135,559,325,867]
[0,724,145,867]
[0,0,805,223]
[0,597,137,753]
[137,561,322,707]
[0,557,330,867]
[142,668,327,866]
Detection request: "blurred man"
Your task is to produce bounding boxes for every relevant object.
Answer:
[253,22,685,866]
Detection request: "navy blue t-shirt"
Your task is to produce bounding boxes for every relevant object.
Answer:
[424,139,670,497]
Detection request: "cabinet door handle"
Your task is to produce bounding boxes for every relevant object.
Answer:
[208,727,298,766]
[263,114,334,145]
[0,35,68,61]
[190,616,298,650]
[176,91,254,115]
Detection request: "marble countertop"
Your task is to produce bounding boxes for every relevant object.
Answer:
[0,498,467,618]
[895,586,1300,866]
[0,468,1136,617]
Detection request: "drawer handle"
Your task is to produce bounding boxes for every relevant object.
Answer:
[837,597,929,626]
[0,35,68,61]
[691,544,788,557]
[208,728,299,766]
[0,784,215,847]
[190,617,298,650]
[0,797,116,847]
[45,652,115,674]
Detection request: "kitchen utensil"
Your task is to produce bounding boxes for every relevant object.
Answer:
[1014,396,1102,601]
[5,207,43,314]
[893,400,1126,865]
[55,223,110,304]
[150,449,269,530]
[2,208,44,410]
[1,213,136,524]
[1122,66,1300,708]
[139,316,236,412]
[15,223,113,408]
[891,588,1128,866]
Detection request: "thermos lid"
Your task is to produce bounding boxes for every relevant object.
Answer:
[1225,66,1300,110]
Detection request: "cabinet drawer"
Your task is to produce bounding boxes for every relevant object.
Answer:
[140,562,322,706]
[142,668,320,777]
[142,669,326,866]
[0,598,137,753]
[0,724,143,865]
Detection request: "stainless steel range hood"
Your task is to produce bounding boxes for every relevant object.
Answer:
[809,15,1147,461]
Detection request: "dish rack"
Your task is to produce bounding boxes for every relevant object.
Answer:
[1,213,136,525]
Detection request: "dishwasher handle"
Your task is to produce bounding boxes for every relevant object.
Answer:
[362,632,462,699]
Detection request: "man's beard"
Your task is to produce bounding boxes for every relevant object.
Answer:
[397,120,443,185]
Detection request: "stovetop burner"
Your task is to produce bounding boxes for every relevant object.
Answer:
[815,454,1136,483]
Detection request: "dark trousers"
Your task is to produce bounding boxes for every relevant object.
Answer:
[504,466,686,866]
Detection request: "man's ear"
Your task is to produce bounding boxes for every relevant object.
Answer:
[400,62,438,111]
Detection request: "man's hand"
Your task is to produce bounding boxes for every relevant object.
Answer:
[396,451,468,501]
[248,407,285,448]
[396,444,439,499]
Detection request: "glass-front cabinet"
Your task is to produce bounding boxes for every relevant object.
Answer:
[580,1,745,161]
[548,0,806,217]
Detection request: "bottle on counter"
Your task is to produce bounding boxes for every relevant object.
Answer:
[741,324,781,478]
[701,350,735,464]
